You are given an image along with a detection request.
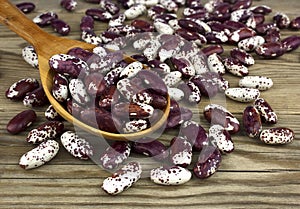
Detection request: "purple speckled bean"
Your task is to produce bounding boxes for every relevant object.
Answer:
[6,78,39,100]
[176,28,207,46]
[205,31,228,44]
[49,54,89,78]
[256,23,276,35]
[80,15,94,31]
[194,146,222,179]
[224,20,246,32]
[137,70,168,97]
[51,19,71,36]
[204,104,240,134]
[166,106,193,129]
[265,27,281,43]
[229,27,256,43]
[23,86,49,107]
[60,0,77,11]
[223,57,249,77]
[281,35,300,52]
[230,47,255,66]
[180,120,209,151]
[85,8,113,22]
[99,0,120,15]
[260,127,294,145]
[243,105,262,138]
[84,72,106,96]
[201,45,224,57]
[255,42,286,58]
[273,12,290,29]
[131,19,154,32]
[16,2,35,13]
[22,45,38,68]
[190,73,220,97]
[7,110,37,134]
[112,102,154,119]
[132,138,169,161]
[81,30,102,45]
[150,165,192,185]
[250,5,272,15]
[289,16,300,30]
[80,107,122,133]
[254,98,277,124]
[231,0,252,11]
[147,5,166,20]
[33,11,58,27]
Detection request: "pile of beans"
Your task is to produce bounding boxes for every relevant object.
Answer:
[5,0,300,195]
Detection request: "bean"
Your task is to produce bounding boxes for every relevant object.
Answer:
[51,19,71,36]
[16,2,35,14]
[6,78,39,100]
[7,110,37,134]
[33,11,58,27]
[60,0,77,11]
[19,140,59,169]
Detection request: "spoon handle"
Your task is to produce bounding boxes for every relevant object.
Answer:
[0,0,55,47]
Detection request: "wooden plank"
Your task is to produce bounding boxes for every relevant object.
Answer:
[0,172,300,208]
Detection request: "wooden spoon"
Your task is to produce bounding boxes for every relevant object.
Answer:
[0,0,170,140]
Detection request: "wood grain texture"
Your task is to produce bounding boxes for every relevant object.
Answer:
[0,0,300,208]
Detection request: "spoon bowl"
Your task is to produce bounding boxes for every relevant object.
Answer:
[0,0,170,140]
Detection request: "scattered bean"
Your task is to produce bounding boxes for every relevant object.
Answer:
[60,131,93,160]
[7,110,37,134]
[150,165,192,185]
[26,121,64,144]
[16,2,35,13]
[260,128,294,145]
[6,78,39,100]
[19,140,59,169]
[102,162,142,195]
[243,106,262,138]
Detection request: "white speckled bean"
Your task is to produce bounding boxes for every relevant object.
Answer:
[239,76,273,90]
[26,121,64,144]
[102,162,142,195]
[238,35,265,52]
[81,30,102,45]
[19,140,59,169]
[22,45,38,68]
[163,71,182,87]
[124,4,146,19]
[225,87,260,102]
[143,39,161,60]
[60,131,93,160]
[209,124,234,153]
[150,165,192,185]
[119,61,143,79]
[260,128,294,145]
[207,53,226,75]
[123,119,148,133]
[154,21,174,35]
[167,87,184,101]
[69,78,90,105]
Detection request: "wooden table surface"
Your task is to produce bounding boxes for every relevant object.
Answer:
[0,0,299,208]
